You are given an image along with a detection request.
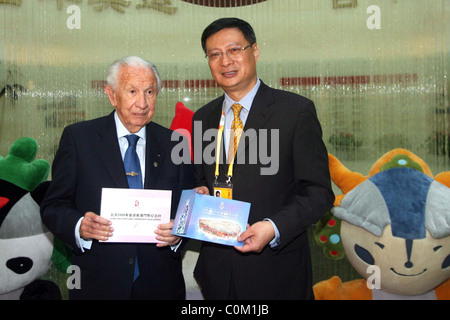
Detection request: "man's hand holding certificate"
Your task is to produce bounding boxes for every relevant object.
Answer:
[98,188,173,244]
[79,211,114,242]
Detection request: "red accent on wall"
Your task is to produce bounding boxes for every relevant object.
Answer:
[184,79,219,89]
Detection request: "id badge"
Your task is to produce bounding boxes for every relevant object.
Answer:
[214,182,233,199]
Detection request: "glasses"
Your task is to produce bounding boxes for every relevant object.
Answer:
[206,44,254,62]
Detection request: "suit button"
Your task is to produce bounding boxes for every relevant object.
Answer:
[129,258,134,264]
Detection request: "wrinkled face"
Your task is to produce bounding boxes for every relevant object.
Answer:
[205,27,260,101]
[106,65,158,133]
[342,222,450,295]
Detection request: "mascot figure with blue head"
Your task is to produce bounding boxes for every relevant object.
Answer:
[314,149,450,300]
[0,137,64,300]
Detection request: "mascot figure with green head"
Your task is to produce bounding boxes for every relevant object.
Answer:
[0,137,64,300]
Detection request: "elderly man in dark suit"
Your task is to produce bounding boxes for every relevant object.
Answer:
[193,18,335,300]
[41,56,193,300]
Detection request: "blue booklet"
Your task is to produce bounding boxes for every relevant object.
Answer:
[172,189,251,247]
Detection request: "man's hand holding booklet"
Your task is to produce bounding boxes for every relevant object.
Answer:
[172,189,251,247]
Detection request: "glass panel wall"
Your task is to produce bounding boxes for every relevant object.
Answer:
[1,0,448,298]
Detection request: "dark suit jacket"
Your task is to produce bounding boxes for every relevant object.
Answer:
[40,112,194,300]
[192,81,334,300]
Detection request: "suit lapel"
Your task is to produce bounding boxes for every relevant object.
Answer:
[144,122,164,189]
[245,82,275,129]
[96,113,129,188]
[207,97,229,176]
[206,97,224,130]
[237,81,276,158]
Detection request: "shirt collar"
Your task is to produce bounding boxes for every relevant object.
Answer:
[114,111,146,140]
[224,78,261,113]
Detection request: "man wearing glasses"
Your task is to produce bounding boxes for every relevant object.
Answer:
[193,18,334,300]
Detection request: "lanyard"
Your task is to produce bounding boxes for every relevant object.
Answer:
[215,109,236,185]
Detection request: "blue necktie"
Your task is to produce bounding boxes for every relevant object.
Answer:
[124,134,143,189]
[124,134,142,281]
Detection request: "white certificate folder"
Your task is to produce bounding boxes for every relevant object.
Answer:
[100,188,171,243]
[172,189,250,247]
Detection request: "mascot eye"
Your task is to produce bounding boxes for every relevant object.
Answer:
[375,242,385,249]
[354,244,375,265]
[442,255,450,269]
[6,257,33,274]
[434,246,449,269]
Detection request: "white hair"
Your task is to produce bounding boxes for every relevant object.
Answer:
[106,56,162,91]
